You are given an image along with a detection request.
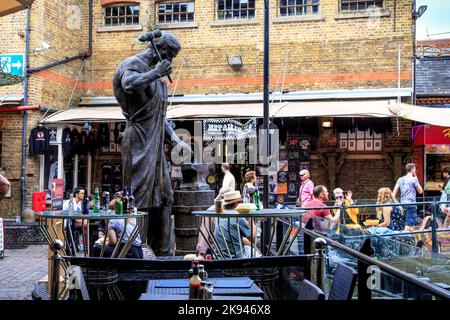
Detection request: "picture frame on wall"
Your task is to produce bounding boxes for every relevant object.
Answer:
[374,140,382,151]
[366,140,373,151]
[348,140,356,151]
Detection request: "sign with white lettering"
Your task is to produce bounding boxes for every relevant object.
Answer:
[51,179,64,213]
[203,118,257,141]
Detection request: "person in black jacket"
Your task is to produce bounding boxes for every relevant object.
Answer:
[29,126,49,155]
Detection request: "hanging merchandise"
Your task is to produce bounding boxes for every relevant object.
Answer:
[279,148,288,161]
[62,128,73,156]
[48,128,57,143]
[71,129,81,155]
[277,182,287,194]
[277,171,288,183]
[289,172,298,182]
[85,131,97,154]
[98,123,110,147]
[288,160,298,173]
[298,136,311,162]
[29,126,49,155]
[102,164,113,194]
[112,163,122,193]
[288,182,298,196]
[48,161,66,191]
[79,131,88,155]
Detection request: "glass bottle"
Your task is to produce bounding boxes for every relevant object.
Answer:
[253,189,261,211]
[122,186,128,214]
[189,261,201,300]
[128,186,135,213]
[93,187,100,214]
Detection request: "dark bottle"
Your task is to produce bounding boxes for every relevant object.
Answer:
[82,196,90,214]
[128,186,135,213]
[199,265,208,281]
[122,186,128,213]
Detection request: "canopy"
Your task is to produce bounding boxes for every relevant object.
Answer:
[0,0,34,17]
[40,100,450,127]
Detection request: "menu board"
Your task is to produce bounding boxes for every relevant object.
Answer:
[51,179,64,213]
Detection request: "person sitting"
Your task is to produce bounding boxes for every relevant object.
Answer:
[372,187,404,231]
[63,187,86,252]
[343,189,359,225]
[93,217,143,259]
[214,191,256,259]
[302,185,341,232]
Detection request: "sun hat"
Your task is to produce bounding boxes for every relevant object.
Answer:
[223,191,242,205]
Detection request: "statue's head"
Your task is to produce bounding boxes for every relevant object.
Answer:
[152,31,181,64]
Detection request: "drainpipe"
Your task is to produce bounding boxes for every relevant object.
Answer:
[21,7,31,214]
[27,0,93,74]
[21,0,93,211]
[412,0,417,105]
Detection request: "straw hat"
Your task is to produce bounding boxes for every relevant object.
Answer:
[223,190,242,205]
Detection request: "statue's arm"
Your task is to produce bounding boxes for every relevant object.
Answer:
[165,120,179,144]
[121,69,161,94]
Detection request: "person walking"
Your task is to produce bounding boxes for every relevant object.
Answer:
[296,169,314,207]
[393,163,423,231]
[220,163,236,191]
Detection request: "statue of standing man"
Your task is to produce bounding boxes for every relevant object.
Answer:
[113,30,186,256]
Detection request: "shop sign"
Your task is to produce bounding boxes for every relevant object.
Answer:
[0,218,4,255]
[413,125,450,146]
[51,179,64,213]
[203,118,257,140]
[425,145,450,154]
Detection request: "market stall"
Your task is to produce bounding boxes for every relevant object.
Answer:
[412,125,450,198]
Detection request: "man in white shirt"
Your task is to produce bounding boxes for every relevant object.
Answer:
[221,163,236,191]
[63,187,85,213]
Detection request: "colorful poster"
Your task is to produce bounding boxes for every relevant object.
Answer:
[51,179,64,214]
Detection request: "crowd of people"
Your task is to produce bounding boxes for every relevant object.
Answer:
[196,162,450,259]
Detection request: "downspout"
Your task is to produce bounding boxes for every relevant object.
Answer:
[412,0,417,105]
[21,0,93,211]
[27,0,93,74]
[21,7,31,214]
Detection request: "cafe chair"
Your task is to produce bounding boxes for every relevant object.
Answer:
[328,263,357,300]
[297,279,325,300]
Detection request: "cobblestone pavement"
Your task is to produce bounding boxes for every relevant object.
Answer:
[0,245,48,300]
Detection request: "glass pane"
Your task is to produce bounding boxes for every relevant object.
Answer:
[133,17,139,24]
[180,13,187,22]
[119,17,125,25]
[105,17,111,26]
[106,7,112,16]
[249,0,255,8]
[133,5,140,15]
[158,14,164,23]
[166,15,172,22]
[158,5,165,13]
[288,0,295,5]
[248,9,255,18]
[280,6,287,15]
[119,6,125,16]
[218,1,224,10]
[312,5,318,13]
[112,6,118,16]
[233,0,240,9]
[218,11,224,19]
[173,3,180,12]
[188,13,194,21]
[288,7,295,15]
[166,4,173,12]
[126,17,132,24]
[226,0,232,10]
[280,0,287,6]
[126,6,132,15]
[173,14,180,22]
[112,17,118,25]
[180,3,187,12]
[187,3,195,12]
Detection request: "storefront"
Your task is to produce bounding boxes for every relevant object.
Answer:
[412,125,450,198]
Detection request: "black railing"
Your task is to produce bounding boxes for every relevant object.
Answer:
[301,219,450,300]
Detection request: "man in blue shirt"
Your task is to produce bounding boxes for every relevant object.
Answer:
[393,163,423,231]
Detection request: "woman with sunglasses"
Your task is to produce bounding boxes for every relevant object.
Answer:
[296,169,314,207]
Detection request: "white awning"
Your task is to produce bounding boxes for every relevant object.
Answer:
[0,0,34,17]
[40,100,450,127]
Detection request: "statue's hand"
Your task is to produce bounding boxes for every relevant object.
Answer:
[175,140,192,155]
[155,59,172,78]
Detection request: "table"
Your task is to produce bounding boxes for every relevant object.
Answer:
[35,210,147,259]
[139,294,263,300]
[145,277,264,299]
[192,209,304,259]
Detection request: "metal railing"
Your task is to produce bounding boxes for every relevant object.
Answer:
[301,219,450,300]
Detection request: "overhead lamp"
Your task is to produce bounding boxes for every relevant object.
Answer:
[413,5,427,19]
[322,121,332,128]
[227,55,243,70]
[83,122,92,132]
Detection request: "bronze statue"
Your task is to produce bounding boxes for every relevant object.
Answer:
[113,30,187,256]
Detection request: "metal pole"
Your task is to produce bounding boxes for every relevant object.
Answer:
[50,240,64,300]
[431,201,439,253]
[261,0,270,255]
[21,7,31,214]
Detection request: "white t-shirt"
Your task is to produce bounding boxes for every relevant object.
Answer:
[222,172,236,191]
[63,198,83,213]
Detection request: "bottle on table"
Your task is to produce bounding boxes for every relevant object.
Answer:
[128,186,135,213]
[93,187,101,214]
[199,264,208,281]
[103,191,110,212]
[82,196,90,214]
[122,186,129,213]
[189,261,201,300]
[115,196,123,215]
[253,189,261,211]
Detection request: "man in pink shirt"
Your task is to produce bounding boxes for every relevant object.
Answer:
[296,169,314,207]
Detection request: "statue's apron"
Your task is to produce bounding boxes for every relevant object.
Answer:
[120,78,173,210]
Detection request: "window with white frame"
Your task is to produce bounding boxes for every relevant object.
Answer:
[103,4,140,26]
[340,0,383,11]
[279,0,320,16]
[339,129,383,152]
[217,0,255,20]
[158,2,195,23]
